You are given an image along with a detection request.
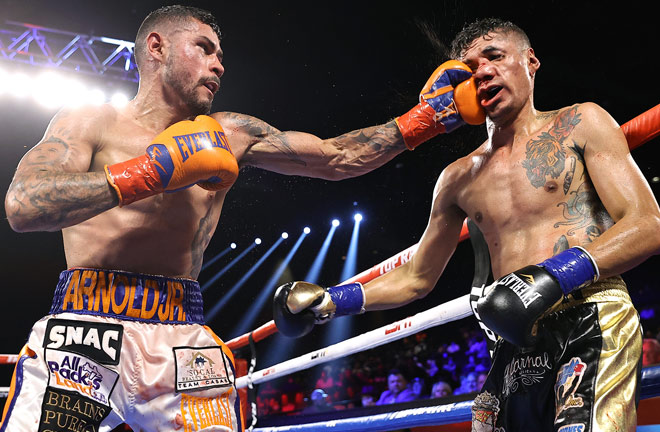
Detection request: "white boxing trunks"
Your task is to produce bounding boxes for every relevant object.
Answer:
[1,268,244,432]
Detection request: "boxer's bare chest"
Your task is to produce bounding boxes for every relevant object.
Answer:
[63,117,226,278]
[458,107,612,267]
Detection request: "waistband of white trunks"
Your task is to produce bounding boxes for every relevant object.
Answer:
[49,268,205,324]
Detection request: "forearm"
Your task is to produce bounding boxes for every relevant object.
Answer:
[363,262,433,311]
[585,214,660,279]
[5,171,118,232]
[244,120,408,180]
[323,120,407,180]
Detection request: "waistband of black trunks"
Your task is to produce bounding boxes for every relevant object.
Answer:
[49,268,205,324]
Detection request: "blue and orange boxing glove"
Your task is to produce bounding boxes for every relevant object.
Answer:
[396,60,486,150]
[476,247,600,347]
[105,115,239,206]
[273,281,365,338]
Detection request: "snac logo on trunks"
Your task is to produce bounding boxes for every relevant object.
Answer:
[53,269,198,324]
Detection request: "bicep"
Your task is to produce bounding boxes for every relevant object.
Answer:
[408,181,466,286]
[583,105,658,221]
[15,110,96,177]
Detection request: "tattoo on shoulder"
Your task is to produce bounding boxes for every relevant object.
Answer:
[521,106,582,188]
[22,136,71,168]
[536,110,560,121]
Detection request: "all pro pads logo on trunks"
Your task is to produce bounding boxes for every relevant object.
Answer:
[45,349,119,406]
[174,346,233,393]
[44,319,123,365]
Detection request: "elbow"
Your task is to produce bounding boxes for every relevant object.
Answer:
[5,193,36,233]
[410,279,435,302]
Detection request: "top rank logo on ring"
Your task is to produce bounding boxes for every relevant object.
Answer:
[174,346,233,393]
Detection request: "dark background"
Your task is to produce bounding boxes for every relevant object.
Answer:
[1,0,658,397]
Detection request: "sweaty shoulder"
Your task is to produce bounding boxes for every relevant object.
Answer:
[210,111,281,160]
[432,149,479,207]
[45,103,120,151]
[561,102,623,151]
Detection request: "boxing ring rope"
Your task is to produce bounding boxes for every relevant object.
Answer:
[235,293,473,389]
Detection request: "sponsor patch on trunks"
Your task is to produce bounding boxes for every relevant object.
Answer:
[555,357,587,420]
[471,391,500,429]
[558,424,585,432]
[44,318,123,365]
[174,346,233,393]
[45,349,119,406]
[38,387,111,432]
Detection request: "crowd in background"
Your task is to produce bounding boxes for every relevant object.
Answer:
[254,323,493,417]
[255,315,660,418]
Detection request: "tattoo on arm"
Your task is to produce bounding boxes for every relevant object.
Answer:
[334,121,403,153]
[7,135,117,231]
[265,134,307,167]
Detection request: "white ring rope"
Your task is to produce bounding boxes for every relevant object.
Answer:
[235,294,473,389]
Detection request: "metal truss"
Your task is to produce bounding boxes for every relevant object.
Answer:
[0,20,138,83]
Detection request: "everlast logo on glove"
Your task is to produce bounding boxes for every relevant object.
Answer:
[174,129,232,162]
[44,319,123,365]
[499,273,543,308]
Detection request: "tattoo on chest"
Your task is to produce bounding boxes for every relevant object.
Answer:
[521,107,581,188]
[549,131,608,252]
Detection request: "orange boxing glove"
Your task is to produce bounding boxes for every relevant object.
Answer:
[105,115,239,206]
[396,60,486,150]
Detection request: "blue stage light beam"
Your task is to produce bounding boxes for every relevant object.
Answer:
[325,214,362,346]
[205,236,285,323]
[201,243,257,293]
[304,221,339,284]
[340,214,362,281]
[230,230,309,338]
[200,246,233,273]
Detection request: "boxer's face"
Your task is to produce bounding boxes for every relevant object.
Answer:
[460,31,539,124]
[163,18,223,115]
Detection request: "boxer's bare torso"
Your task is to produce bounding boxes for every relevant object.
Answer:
[8,102,404,280]
[452,104,613,278]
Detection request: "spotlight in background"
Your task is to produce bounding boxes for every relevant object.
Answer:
[332,219,340,227]
[255,238,262,245]
[281,232,289,239]
[354,213,363,222]
[303,227,311,234]
[230,243,237,249]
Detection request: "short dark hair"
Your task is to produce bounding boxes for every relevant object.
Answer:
[134,5,221,68]
[450,18,530,60]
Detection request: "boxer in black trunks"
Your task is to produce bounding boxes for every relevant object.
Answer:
[275,18,660,431]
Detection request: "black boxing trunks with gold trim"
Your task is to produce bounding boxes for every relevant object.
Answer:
[472,276,642,432]
[1,268,244,432]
